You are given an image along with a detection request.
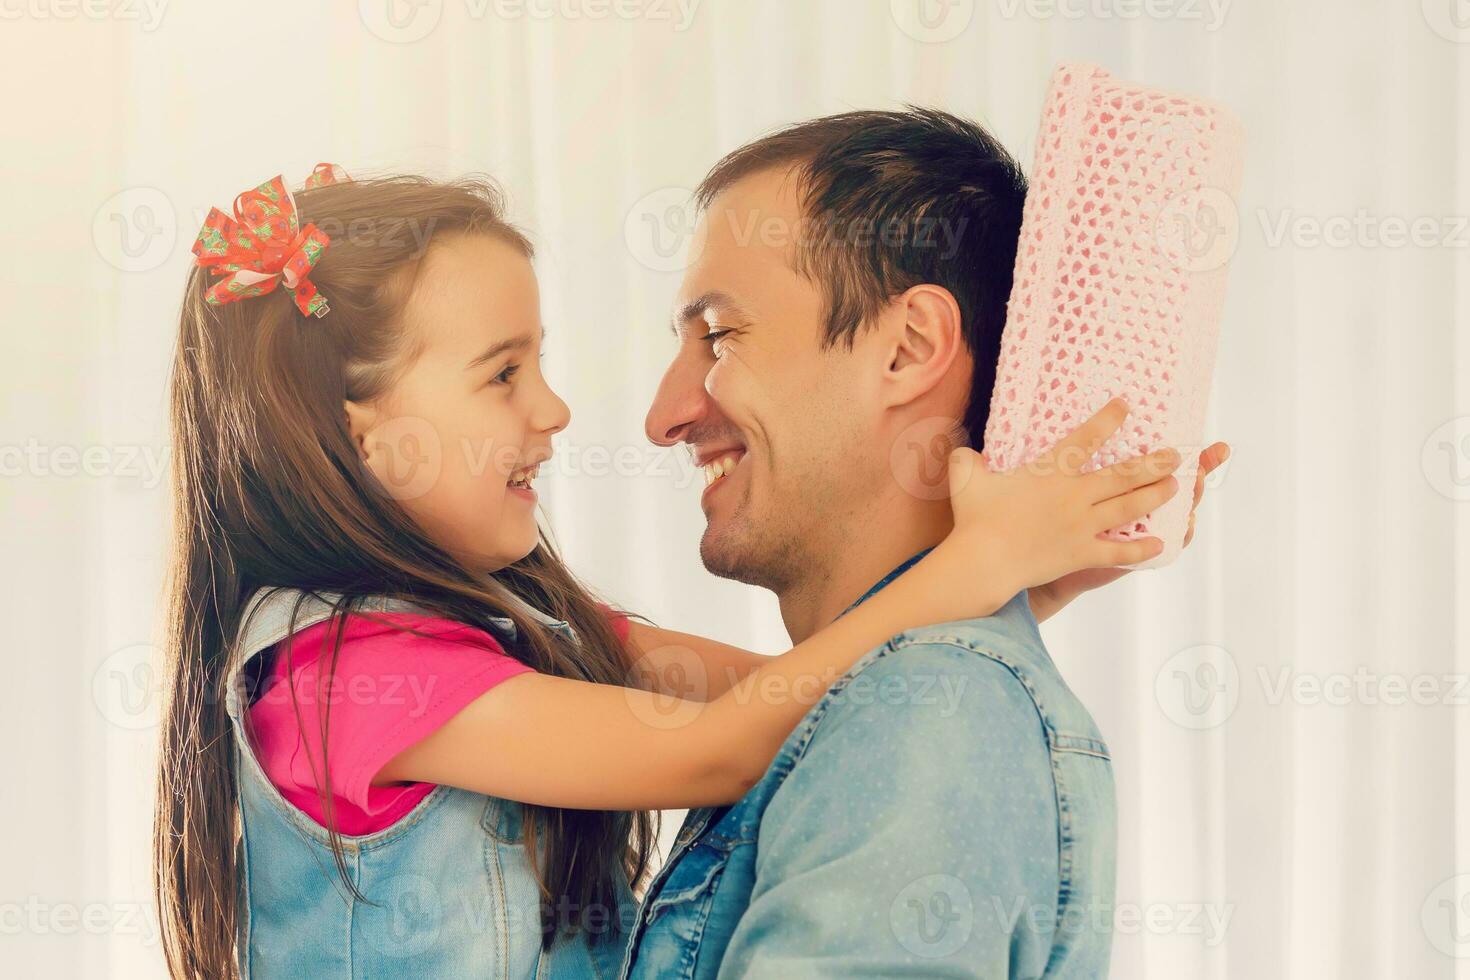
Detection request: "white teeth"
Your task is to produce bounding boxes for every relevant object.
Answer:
[510,463,540,488]
[702,455,740,486]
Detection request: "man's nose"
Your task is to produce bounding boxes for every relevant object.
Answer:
[645,353,709,447]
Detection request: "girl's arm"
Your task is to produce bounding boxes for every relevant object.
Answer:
[377,553,1018,809]
[622,622,768,702]
[379,399,1181,810]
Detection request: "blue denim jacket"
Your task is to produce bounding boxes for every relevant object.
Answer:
[225,588,635,979]
[618,554,1118,979]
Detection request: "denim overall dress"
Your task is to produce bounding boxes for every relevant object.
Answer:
[223,587,635,978]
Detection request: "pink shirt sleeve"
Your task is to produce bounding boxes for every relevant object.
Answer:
[246,607,632,837]
[603,605,632,643]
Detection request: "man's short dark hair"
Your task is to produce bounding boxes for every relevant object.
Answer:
[695,107,1027,447]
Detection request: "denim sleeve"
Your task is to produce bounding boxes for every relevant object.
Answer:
[715,642,1062,979]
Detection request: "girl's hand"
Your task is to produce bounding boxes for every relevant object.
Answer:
[932,397,1184,610]
[1029,440,1230,621]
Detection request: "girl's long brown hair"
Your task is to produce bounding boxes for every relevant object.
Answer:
[154,174,655,978]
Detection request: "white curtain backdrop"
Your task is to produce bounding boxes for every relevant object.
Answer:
[2,1,1466,977]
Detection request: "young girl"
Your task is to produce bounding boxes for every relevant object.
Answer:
[153,166,1183,979]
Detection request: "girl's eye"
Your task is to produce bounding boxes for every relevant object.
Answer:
[492,363,520,386]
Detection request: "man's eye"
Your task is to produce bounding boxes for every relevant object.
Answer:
[699,329,732,353]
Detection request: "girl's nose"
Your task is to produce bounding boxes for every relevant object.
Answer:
[538,380,571,436]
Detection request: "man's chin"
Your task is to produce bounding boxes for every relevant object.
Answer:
[698,514,763,588]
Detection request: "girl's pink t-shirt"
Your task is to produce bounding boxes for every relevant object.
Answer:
[246,608,630,836]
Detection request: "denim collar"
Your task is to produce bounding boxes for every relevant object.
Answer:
[487,589,571,639]
[837,546,935,620]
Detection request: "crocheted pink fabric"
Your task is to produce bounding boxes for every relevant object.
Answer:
[983,63,1245,568]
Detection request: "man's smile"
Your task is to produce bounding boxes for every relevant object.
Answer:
[697,445,748,504]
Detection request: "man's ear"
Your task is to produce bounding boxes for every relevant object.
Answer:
[882,284,965,408]
[343,400,378,463]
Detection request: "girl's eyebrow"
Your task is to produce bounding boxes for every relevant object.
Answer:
[464,329,543,371]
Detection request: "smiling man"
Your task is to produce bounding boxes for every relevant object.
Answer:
[614,109,1142,979]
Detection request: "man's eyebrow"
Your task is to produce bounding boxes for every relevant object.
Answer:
[671,292,749,336]
[465,330,539,370]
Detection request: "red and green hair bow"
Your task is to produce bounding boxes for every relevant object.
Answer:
[191,162,348,318]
